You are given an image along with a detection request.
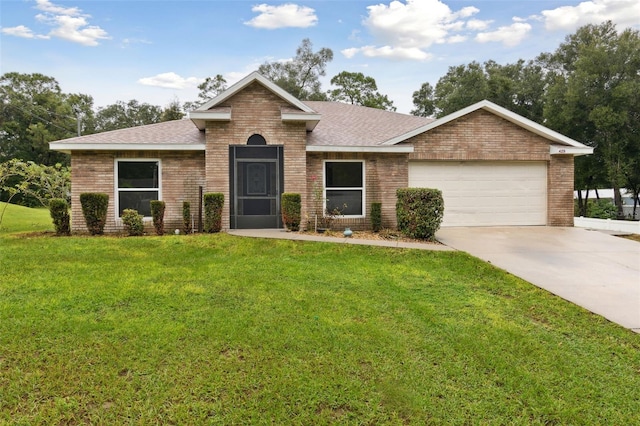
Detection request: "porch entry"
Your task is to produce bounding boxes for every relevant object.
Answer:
[229,145,284,229]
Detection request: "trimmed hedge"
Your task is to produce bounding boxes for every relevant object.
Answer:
[150,200,166,235]
[370,202,382,233]
[396,188,444,241]
[121,209,144,236]
[49,198,70,236]
[281,193,301,231]
[203,193,224,233]
[183,201,192,234]
[80,193,109,235]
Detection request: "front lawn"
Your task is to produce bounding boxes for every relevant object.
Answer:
[1,213,639,424]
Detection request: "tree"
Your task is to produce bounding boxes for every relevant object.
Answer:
[183,74,227,111]
[94,100,163,132]
[328,71,396,111]
[0,72,81,165]
[431,60,545,120]
[539,21,640,218]
[411,82,435,117]
[160,98,185,122]
[258,38,333,100]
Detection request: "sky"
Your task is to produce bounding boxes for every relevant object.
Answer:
[1,0,639,114]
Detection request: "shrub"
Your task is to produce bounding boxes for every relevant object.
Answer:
[588,199,618,219]
[396,188,444,241]
[121,209,144,236]
[203,193,224,233]
[150,200,166,236]
[281,193,301,231]
[49,198,70,236]
[183,201,192,234]
[80,193,109,235]
[370,202,382,232]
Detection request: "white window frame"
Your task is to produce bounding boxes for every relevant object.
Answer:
[323,159,366,218]
[114,158,162,220]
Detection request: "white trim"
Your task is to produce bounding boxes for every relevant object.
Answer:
[188,110,232,130]
[550,145,593,156]
[195,71,317,114]
[50,143,204,153]
[281,112,321,131]
[307,145,414,153]
[323,159,366,219]
[383,100,591,151]
[114,158,162,220]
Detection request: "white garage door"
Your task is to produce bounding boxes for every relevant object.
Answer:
[408,161,547,227]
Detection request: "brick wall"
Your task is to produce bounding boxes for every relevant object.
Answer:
[70,151,205,233]
[305,152,408,231]
[204,82,307,230]
[405,110,573,226]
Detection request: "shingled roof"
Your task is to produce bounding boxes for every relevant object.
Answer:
[304,101,432,146]
[50,119,204,153]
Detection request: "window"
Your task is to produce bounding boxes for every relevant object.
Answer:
[324,161,364,216]
[116,160,160,217]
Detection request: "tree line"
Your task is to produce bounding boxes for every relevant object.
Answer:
[1,21,639,217]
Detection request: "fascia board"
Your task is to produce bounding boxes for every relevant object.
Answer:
[281,112,322,131]
[49,143,205,153]
[550,145,594,156]
[306,145,414,153]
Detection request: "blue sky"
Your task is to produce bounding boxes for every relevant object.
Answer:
[2,0,639,114]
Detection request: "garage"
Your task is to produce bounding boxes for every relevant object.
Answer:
[408,161,547,227]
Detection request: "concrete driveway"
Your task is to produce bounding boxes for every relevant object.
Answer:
[436,227,640,333]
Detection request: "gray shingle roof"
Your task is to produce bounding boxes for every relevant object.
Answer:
[304,101,432,146]
[53,119,204,146]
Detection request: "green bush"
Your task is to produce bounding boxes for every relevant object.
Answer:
[183,201,192,234]
[121,209,144,236]
[588,199,618,219]
[80,193,109,235]
[396,188,444,241]
[49,198,70,236]
[150,200,166,236]
[203,193,224,233]
[281,193,301,231]
[370,202,382,232]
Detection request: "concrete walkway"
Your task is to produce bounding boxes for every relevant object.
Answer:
[229,227,640,333]
[436,227,640,333]
[228,229,453,251]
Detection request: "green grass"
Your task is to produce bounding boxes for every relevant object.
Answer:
[1,207,640,424]
[0,202,52,235]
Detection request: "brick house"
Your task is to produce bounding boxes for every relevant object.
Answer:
[50,72,593,233]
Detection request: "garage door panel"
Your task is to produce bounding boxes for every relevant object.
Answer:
[408,161,547,227]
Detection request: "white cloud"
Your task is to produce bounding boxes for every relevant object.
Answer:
[1,0,110,46]
[345,0,488,60]
[0,25,49,39]
[466,19,492,31]
[138,72,203,89]
[342,45,432,61]
[244,3,318,29]
[475,22,532,47]
[541,0,640,31]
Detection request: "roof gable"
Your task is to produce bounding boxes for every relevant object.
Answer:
[383,100,592,155]
[189,71,320,130]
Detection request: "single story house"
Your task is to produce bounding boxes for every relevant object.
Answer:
[50,72,593,233]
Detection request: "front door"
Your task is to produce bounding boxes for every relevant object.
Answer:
[230,146,284,229]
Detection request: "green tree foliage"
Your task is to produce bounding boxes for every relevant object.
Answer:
[328,71,396,111]
[539,21,640,217]
[160,98,185,122]
[410,82,435,117]
[258,38,333,100]
[94,100,163,132]
[0,159,70,206]
[183,75,228,111]
[0,72,92,165]
[429,60,545,120]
